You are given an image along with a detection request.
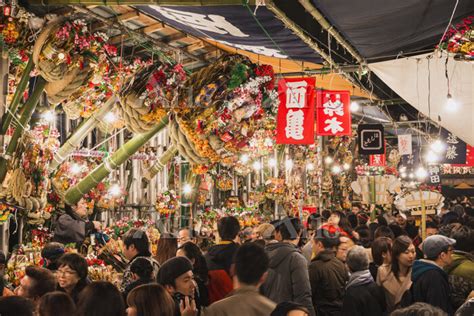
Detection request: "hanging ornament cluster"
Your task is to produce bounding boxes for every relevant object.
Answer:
[438,15,473,61]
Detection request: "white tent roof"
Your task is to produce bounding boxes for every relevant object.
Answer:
[369,53,474,146]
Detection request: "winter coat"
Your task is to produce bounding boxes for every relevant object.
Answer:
[445,251,474,310]
[308,249,348,316]
[53,213,95,245]
[407,259,454,315]
[206,285,276,316]
[261,242,315,316]
[376,263,412,312]
[341,270,386,316]
[205,242,239,304]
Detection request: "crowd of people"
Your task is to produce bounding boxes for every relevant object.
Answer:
[0,198,473,316]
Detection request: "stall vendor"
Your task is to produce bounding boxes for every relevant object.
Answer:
[53,198,101,246]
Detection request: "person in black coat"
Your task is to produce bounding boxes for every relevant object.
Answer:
[342,246,386,316]
[53,199,101,247]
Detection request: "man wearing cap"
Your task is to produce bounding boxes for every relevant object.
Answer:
[408,234,456,315]
[157,256,198,316]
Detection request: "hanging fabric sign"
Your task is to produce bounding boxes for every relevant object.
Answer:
[441,131,466,164]
[369,154,386,166]
[358,124,384,155]
[276,78,315,144]
[427,164,441,185]
[398,134,412,155]
[453,145,474,167]
[316,90,351,136]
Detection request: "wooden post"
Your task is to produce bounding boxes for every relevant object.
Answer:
[420,189,427,240]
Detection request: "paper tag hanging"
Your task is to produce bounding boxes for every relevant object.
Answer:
[398,134,412,155]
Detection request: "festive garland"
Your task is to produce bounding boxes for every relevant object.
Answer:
[438,15,473,61]
[155,190,179,216]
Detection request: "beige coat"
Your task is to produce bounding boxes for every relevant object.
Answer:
[205,285,276,316]
[376,264,412,312]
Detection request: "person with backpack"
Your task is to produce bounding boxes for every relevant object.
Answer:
[204,216,240,304]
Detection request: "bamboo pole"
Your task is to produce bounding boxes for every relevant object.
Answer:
[1,57,34,134]
[298,0,365,65]
[48,96,117,173]
[265,0,374,98]
[144,145,177,181]
[64,115,170,205]
[0,77,46,183]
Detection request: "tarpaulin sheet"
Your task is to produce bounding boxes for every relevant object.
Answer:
[369,53,474,146]
[137,5,323,64]
[311,0,474,60]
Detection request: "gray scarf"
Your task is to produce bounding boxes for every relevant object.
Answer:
[346,269,374,289]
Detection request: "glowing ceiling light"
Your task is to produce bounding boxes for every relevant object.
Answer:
[350,101,360,112]
[183,183,193,195]
[331,165,342,174]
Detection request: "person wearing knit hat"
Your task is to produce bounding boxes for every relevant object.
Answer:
[157,256,197,316]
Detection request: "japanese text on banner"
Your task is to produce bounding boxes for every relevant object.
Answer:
[316,90,351,136]
[276,78,315,144]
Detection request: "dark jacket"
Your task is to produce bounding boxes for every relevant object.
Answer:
[444,251,474,310]
[205,242,239,273]
[53,213,95,245]
[261,242,315,316]
[408,260,454,315]
[123,278,153,303]
[341,270,386,316]
[205,242,239,304]
[58,278,90,304]
[309,249,348,316]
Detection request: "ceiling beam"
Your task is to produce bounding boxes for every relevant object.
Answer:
[70,6,207,63]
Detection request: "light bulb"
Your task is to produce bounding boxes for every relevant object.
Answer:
[425,150,439,163]
[306,163,315,171]
[430,139,445,154]
[400,172,407,178]
[108,184,121,197]
[103,112,117,124]
[409,173,414,179]
[240,154,249,164]
[70,163,82,175]
[343,163,351,170]
[324,156,333,165]
[252,161,262,171]
[268,158,277,168]
[285,159,293,170]
[183,183,193,195]
[446,94,460,113]
[331,165,342,174]
[350,101,360,112]
[415,167,428,180]
[42,110,55,123]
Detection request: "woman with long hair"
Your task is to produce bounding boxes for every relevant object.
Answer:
[154,233,178,266]
[38,291,75,316]
[377,235,415,312]
[126,284,175,316]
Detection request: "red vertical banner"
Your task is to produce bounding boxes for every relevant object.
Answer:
[453,145,474,167]
[369,154,386,166]
[316,90,351,136]
[276,78,316,144]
